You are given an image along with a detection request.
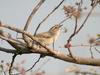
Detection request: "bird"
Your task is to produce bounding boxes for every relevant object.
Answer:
[33,24,63,46]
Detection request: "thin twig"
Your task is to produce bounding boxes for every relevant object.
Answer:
[66,18,78,57]
[89,45,94,58]
[66,2,98,57]
[33,58,51,73]
[76,4,97,34]
[26,55,41,72]
[74,18,78,33]
[23,0,45,47]
[67,48,73,57]
[12,55,41,75]
[59,16,71,24]
[94,47,100,54]
[34,0,65,35]
[9,54,17,75]
[24,0,45,30]
[71,44,89,47]
[1,66,6,75]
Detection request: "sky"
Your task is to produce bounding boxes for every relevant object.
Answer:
[0,0,100,75]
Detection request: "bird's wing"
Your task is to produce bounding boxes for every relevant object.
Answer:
[35,32,51,38]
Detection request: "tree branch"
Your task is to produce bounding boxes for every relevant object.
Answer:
[0,23,57,55]
[65,2,98,57]
[26,56,41,72]
[0,47,16,53]
[13,55,42,75]
[9,54,17,75]
[23,0,45,47]
[1,45,100,66]
[1,23,100,66]
[24,0,45,30]
[76,4,97,34]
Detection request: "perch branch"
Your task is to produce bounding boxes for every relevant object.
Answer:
[0,24,56,55]
[1,45,100,66]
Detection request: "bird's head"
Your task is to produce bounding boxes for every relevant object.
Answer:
[49,24,63,33]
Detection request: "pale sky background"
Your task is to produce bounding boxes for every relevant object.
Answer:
[0,0,100,75]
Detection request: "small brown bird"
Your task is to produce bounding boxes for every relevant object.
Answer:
[34,24,63,46]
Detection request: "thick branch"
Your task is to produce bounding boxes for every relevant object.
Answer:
[0,32,27,52]
[0,24,56,54]
[1,23,100,66]
[0,46,100,66]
